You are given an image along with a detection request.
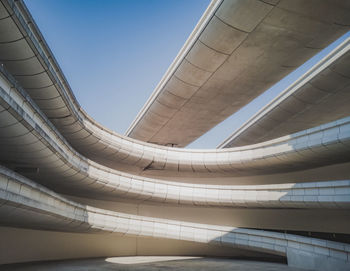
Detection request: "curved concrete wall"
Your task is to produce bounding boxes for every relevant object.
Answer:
[1,66,350,180]
[1,167,350,270]
[1,72,350,206]
[0,1,350,270]
[0,226,269,266]
[0,0,348,178]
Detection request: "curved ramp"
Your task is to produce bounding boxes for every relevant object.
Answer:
[1,166,350,271]
[1,71,350,205]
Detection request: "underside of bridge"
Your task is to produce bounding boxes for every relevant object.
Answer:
[0,0,349,270]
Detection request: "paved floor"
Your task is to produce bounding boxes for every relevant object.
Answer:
[2,256,309,270]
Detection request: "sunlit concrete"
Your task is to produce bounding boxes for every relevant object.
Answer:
[126,0,350,147]
[104,256,202,264]
[0,0,349,177]
[0,1,348,156]
[3,165,350,235]
[0,226,264,266]
[219,37,350,148]
[0,1,349,270]
[1,167,350,270]
[2,257,307,271]
[1,73,350,205]
[1,69,350,185]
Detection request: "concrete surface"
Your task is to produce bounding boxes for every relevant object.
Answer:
[0,226,287,265]
[126,0,350,146]
[219,38,350,148]
[1,257,307,271]
[1,167,350,270]
[0,1,349,270]
[2,68,350,184]
[1,72,350,205]
[0,0,349,177]
[0,0,348,153]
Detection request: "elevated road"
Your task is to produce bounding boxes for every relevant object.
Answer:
[0,1,350,269]
[0,0,348,177]
[126,0,350,146]
[219,37,350,148]
[1,166,350,270]
[2,69,350,200]
[0,31,350,177]
[0,0,348,151]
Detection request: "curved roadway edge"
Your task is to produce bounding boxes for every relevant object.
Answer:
[1,166,350,271]
[1,71,350,205]
[0,0,349,177]
[125,0,350,146]
[1,65,350,181]
[219,37,350,148]
[0,1,348,175]
[0,0,349,176]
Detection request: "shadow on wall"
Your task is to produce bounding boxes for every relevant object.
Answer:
[212,229,350,271]
[1,166,350,270]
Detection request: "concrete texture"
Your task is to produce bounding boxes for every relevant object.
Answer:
[219,38,350,148]
[0,226,274,266]
[0,1,350,270]
[1,67,350,185]
[1,167,350,270]
[0,2,347,176]
[1,72,350,206]
[0,0,349,178]
[126,0,350,147]
[2,165,350,235]
[1,257,307,271]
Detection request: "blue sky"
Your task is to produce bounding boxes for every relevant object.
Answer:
[25,1,349,149]
[24,0,210,136]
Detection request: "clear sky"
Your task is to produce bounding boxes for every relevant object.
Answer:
[24,0,210,136]
[24,1,349,149]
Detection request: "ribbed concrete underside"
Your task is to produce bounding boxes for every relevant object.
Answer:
[1,167,349,269]
[127,0,350,147]
[0,0,348,178]
[220,38,350,148]
[0,1,349,270]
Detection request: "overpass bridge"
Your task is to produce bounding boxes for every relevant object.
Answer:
[0,1,349,270]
